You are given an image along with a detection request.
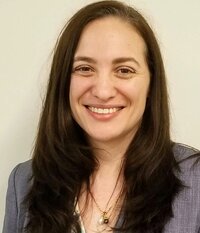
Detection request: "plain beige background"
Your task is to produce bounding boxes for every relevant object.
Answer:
[0,0,200,230]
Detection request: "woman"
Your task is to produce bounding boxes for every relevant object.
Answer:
[3,1,200,233]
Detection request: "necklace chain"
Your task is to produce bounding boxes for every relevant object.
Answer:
[89,165,123,228]
[89,191,113,214]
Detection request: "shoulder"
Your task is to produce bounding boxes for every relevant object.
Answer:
[172,142,200,184]
[7,159,33,209]
[164,144,200,232]
[3,160,32,233]
[172,143,200,214]
[173,143,200,172]
[173,143,200,210]
[10,159,32,180]
[173,143,199,160]
[9,160,33,203]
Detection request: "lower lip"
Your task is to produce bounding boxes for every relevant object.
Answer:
[85,107,122,121]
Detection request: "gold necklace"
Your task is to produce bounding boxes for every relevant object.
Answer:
[90,189,122,226]
[89,166,123,230]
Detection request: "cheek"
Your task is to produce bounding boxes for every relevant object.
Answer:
[69,82,81,123]
[69,78,83,103]
[122,83,149,104]
[69,77,92,112]
[70,77,91,97]
[69,82,75,109]
[69,79,80,114]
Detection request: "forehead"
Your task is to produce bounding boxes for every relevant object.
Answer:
[76,16,146,51]
[74,16,147,63]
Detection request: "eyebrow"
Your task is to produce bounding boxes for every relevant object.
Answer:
[73,56,140,67]
[74,56,96,64]
[112,57,140,67]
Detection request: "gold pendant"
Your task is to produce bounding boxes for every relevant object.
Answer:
[98,212,109,225]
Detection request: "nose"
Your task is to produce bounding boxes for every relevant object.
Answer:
[91,73,116,101]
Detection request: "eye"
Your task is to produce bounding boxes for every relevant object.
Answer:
[72,65,94,77]
[116,66,136,79]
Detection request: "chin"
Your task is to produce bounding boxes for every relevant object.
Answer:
[88,132,127,145]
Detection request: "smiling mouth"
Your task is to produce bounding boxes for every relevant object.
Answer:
[87,106,123,114]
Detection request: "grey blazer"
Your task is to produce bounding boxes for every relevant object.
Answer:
[3,144,200,233]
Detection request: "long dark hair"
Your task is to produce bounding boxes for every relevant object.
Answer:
[25,1,183,232]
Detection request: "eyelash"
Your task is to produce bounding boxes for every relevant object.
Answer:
[73,65,94,76]
[116,67,136,78]
[72,65,136,78]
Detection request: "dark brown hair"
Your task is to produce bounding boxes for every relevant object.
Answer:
[25,1,182,232]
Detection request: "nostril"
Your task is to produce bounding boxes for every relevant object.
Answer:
[91,85,116,101]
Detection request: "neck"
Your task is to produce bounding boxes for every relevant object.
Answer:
[91,135,133,166]
[89,141,125,208]
[78,140,127,233]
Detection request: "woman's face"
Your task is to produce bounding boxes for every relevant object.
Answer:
[69,16,150,146]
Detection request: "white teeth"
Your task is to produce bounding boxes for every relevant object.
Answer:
[88,107,120,114]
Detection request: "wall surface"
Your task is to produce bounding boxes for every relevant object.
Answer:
[0,0,200,230]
